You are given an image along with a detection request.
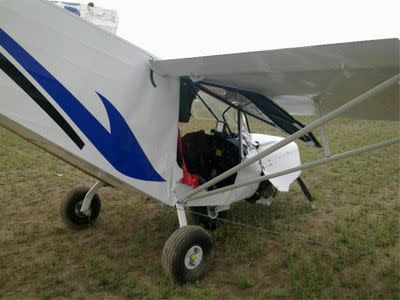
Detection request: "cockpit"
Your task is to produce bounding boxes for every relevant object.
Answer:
[177,78,321,189]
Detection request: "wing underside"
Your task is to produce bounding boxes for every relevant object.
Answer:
[152,39,400,121]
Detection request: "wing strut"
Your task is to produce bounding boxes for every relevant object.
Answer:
[177,73,400,204]
[188,137,399,201]
[314,98,331,158]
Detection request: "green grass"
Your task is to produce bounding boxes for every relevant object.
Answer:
[0,118,399,299]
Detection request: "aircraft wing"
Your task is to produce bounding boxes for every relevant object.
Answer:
[152,39,400,121]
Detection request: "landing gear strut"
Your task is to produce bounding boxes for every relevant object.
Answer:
[161,204,215,284]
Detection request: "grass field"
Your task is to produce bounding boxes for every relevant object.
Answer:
[0,118,399,299]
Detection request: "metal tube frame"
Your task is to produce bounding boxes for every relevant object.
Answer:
[176,203,188,227]
[320,125,331,158]
[238,110,244,158]
[189,137,400,201]
[178,73,399,204]
[314,98,331,158]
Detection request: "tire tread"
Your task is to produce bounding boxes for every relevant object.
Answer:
[162,225,213,283]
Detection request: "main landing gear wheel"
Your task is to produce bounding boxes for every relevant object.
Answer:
[162,225,214,284]
[59,186,101,229]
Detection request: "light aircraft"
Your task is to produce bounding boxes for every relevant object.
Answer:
[0,0,398,284]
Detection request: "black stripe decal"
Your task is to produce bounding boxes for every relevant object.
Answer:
[0,52,85,149]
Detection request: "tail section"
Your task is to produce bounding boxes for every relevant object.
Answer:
[0,0,179,204]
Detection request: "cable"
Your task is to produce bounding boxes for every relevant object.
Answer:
[176,206,340,249]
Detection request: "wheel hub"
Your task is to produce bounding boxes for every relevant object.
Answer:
[184,245,203,269]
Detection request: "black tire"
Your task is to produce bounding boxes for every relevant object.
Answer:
[189,206,226,231]
[162,225,214,284]
[59,186,101,229]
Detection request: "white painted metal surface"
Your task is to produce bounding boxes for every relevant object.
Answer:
[251,134,301,192]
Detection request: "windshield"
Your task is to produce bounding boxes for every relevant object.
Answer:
[191,91,240,133]
[191,80,321,148]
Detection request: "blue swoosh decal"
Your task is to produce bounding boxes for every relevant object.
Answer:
[0,28,164,182]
